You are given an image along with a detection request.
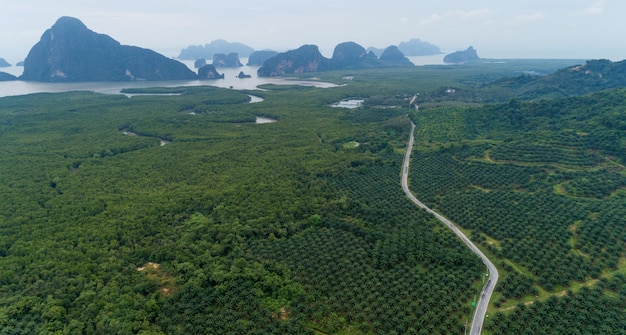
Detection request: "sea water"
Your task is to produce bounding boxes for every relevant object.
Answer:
[0,56,447,98]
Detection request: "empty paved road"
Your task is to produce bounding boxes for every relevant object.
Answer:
[401,122,498,335]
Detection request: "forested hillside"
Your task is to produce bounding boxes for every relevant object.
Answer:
[408,88,626,334]
[487,59,626,100]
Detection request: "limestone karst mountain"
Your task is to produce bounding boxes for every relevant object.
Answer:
[21,16,197,82]
[258,42,413,77]
[443,46,480,64]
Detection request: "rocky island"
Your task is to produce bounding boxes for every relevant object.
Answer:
[212,53,243,67]
[257,44,333,77]
[198,64,224,79]
[443,46,480,63]
[237,71,252,79]
[21,16,197,82]
[331,42,381,69]
[257,42,414,77]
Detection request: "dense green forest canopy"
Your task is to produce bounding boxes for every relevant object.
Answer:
[0,59,625,334]
[408,88,626,334]
[0,82,483,334]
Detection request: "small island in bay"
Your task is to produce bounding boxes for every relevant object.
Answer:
[198,64,224,79]
[237,71,252,79]
[444,46,480,63]
[212,53,243,68]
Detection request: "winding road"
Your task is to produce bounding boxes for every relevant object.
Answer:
[401,122,498,335]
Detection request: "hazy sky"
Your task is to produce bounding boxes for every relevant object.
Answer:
[1,0,624,63]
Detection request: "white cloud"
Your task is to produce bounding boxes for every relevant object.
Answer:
[507,12,545,24]
[570,1,604,16]
[461,9,492,20]
[420,13,445,25]
[420,8,492,25]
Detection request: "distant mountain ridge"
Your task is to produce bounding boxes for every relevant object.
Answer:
[0,72,17,81]
[0,58,10,67]
[177,37,440,63]
[366,38,441,57]
[398,38,442,56]
[21,17,197,82]
[177,40,255,60]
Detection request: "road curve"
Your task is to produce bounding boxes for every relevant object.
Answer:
[401,122,498,335]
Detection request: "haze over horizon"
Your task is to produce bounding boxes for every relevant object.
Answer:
[1,0,624,64]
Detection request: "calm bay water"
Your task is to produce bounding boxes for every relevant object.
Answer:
[0,55,446,98]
